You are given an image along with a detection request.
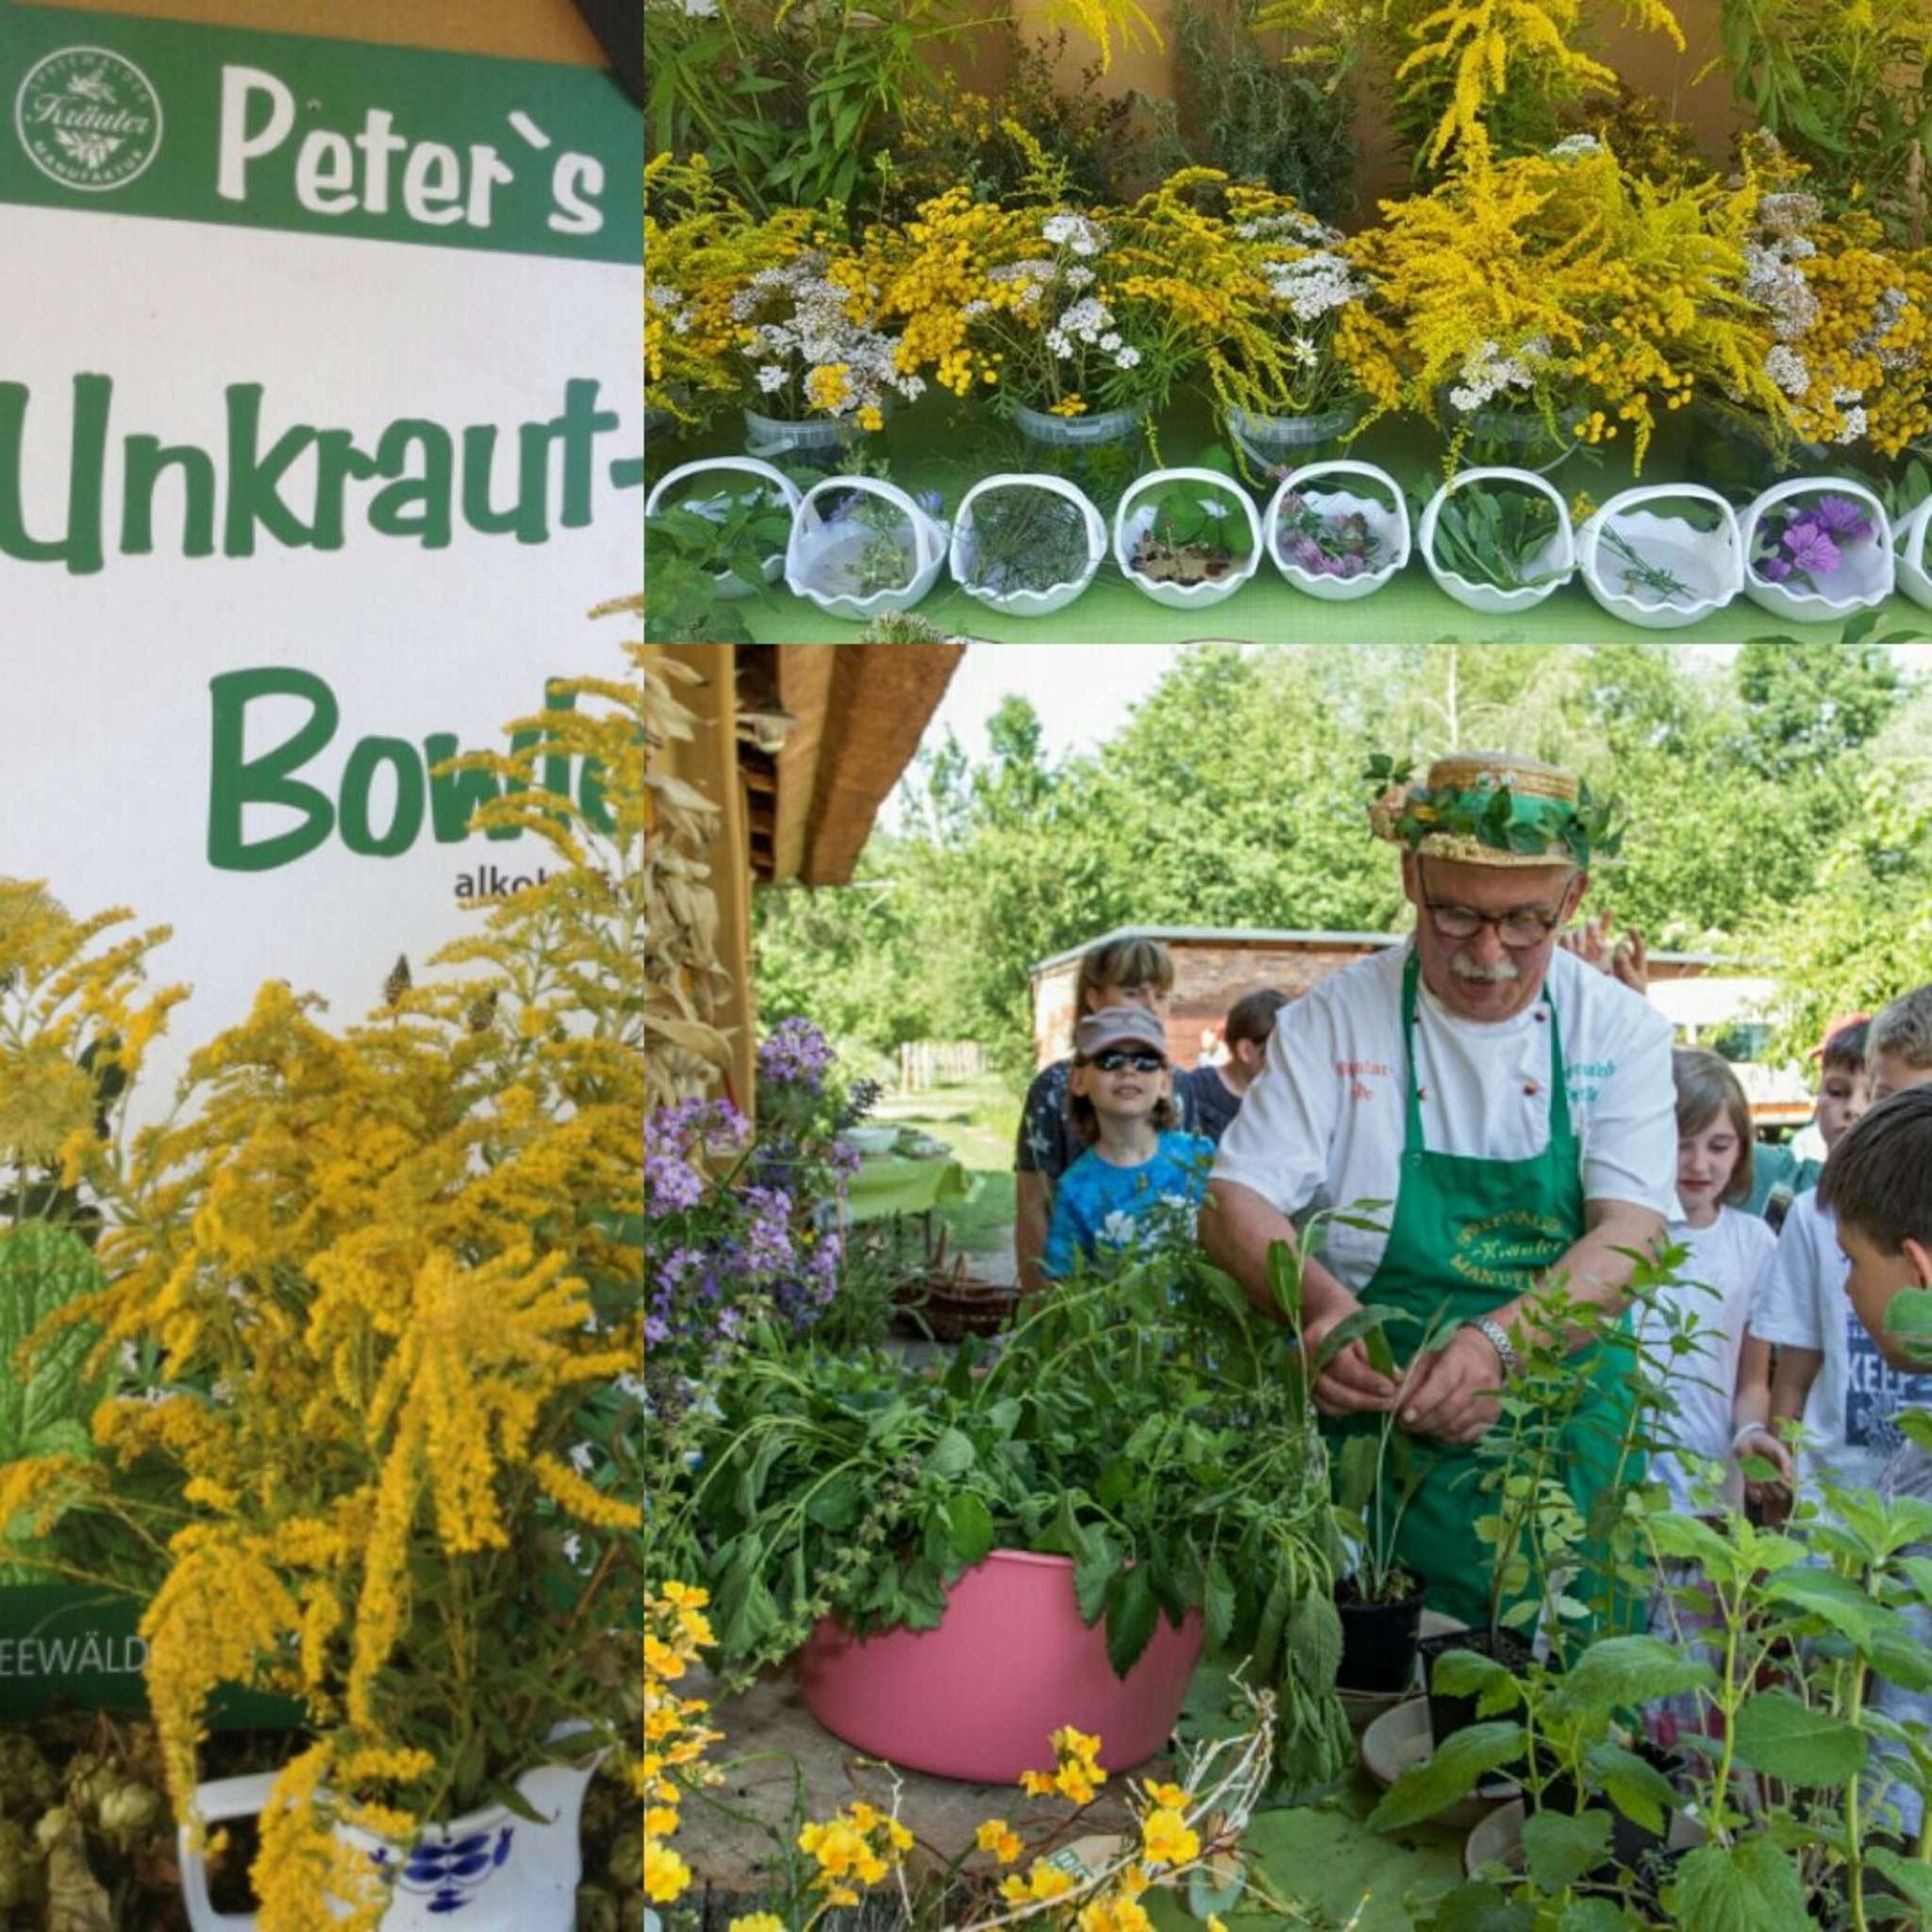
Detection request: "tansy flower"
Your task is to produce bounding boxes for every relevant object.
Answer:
[976,1817,1024,1862]
[1141,1807,1201,1867]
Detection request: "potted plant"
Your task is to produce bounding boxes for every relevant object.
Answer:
[0,667,645,1931]
[1418,468,1575,616]
[1266,461,1411,600]
[1330,1327,1429,1696]
[676,1249,1355,1795]
[732,251,923,465]
[1576,485,1743,629]
[785,475,949,623]
[1741,479,1896,623]
[644,458,805,600]
[1114,469,1263,608]
[948,474,1108,619]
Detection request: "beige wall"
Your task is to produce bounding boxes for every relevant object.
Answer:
[26,0,608,63]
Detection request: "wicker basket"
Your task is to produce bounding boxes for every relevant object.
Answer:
[893,1273,1021,1343]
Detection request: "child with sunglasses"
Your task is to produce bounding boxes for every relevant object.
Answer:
[1040,1007,1215,1284]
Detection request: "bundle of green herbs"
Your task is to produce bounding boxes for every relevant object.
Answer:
[1431,482,1568,591]
[960,485,1094,595]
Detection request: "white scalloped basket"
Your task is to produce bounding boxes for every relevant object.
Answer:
[644,457,804,599]
[1418,467,1575,617]
[948,474,1108,619]
[1113,469,1263,611]
[1577,485,1743,630]
[1265,460,1410,603]
[785,476,948,624]
[1740,477,1895,622]
[1894,497,1932,613]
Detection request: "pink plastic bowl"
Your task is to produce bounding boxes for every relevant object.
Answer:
[797,1549,1204,1782]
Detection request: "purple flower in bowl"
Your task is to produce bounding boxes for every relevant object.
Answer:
[1783,523,1841,577]
[1757,553,1794,581]
[1812,494,1873,542]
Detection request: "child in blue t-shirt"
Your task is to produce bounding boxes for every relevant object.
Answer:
[1041,1006,1215,1282]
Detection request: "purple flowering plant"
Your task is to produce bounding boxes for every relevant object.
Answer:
[1273,489,1383,580]
[1753,492,1874,593]
[644,1018,879,1380]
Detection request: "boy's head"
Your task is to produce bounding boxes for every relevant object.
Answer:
[1869,986,1932,1104]
[1820,1086,1932,1374]
[1812,1016,1871,1149]
[1224,987,1289,1089]
[1672,1047,1755,1209]
[1074,936,1176,1038]
[1069,1007,1175,1142]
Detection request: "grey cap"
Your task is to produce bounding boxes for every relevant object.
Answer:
[1075,1006,1171,1060]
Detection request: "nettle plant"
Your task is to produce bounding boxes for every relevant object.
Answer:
[678,1243,1357,1793]
[0,643,646,1932]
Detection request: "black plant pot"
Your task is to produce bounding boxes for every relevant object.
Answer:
[1420,1625,1534,1753]
[1336,1575,1426,1694]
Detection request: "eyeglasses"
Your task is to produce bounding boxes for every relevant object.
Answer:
[1423,898,1564,950]
[1088,1051,1166,1074]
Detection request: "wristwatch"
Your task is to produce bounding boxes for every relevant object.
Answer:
[1464,1315,1520,1381]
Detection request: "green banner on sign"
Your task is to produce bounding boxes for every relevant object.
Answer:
[0,7,640,262]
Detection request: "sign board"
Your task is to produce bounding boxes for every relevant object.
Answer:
[0,3,640,1711]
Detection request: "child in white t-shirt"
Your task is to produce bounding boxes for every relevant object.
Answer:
[1737,1003,1932,1516]
[1635,1050,1777,1510]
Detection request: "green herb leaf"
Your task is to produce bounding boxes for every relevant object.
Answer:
[1521,1808,1610,1892]
[1105,1564,1159,1677]
[947,1491,995,1567]
[1662,1840,1810,1932]
[926,1426,976,1478]
[1731,1690,1867,1785]
[1367,1720,1526,1831]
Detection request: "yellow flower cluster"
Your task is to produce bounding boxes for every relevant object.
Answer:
[645,155,824,427]
[644,1582,724,1909]
[1,644,648,1932]
[796,1798,915,1908]
[1020,1724,1110,1805]
[1339,128,1787,471]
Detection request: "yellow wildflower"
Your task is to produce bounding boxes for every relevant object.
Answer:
[1000,1859,1079,1905]
[976,1817,1024,1862]
[645,1840,695,1904]
[1141,1807,1201,1866]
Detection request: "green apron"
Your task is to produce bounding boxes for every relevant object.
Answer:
[1328,950,1636,1632]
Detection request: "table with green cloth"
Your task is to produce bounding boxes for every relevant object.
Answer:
[844,1151,976,1224]
[650,393,1932,645]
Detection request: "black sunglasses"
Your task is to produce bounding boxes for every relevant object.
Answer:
[1087,1050,1166,1074]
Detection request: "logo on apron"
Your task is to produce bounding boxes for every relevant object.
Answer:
[1450,1210,1571,1288]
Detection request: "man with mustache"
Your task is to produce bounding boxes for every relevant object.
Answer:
[1202,752,1676,1627]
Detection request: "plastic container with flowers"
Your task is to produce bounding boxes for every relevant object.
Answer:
[1690,139,1932,494]
[868,137,1194,462]
[731,252,925,467]
[0,657,647,1932]
[644,154,820,441]
[1338,130,1788,481]
[1127,176,1375,476]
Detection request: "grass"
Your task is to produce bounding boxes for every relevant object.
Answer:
[869,1074,1022,1257]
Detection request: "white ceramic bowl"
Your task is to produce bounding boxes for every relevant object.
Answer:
[786,476,948,624]
[1740,476,1894,623]
[1577,484,1743,629]
[1894,497,1932,613]
[645,456,804,599]
[1113,467,1263,611]
[1266,459,1411,602]
[1419,467,1575,617]
[949,473,1108,619]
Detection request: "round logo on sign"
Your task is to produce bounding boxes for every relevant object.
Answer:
[14,47,163,192]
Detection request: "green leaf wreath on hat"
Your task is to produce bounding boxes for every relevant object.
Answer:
[1362,752,1624,870]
